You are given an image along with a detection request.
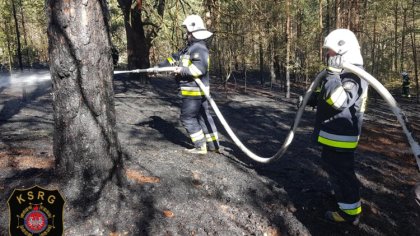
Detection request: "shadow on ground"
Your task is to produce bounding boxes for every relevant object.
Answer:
[0,72,419,235]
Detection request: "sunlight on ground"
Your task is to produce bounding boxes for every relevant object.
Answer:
[0,149,54,170]
[125,169,160,184]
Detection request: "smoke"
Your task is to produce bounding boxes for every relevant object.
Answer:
[0,70,51,89]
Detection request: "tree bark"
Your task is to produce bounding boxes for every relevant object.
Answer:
[11,0,23,70]
[335,0,341,28]
[319,0,323,61]
[393,2,399,72]
[270,41,276,88]
[359,0,368,49]
[285,0,291,98]
[259,38,264,86]
[326,0,330,33]
[371,5,377,75]
[411,0,419,102]
[400,7,408,72]
[47,0,126,232]
[18,0,30,66]
[117,0,150,69]
[4,21,13,72]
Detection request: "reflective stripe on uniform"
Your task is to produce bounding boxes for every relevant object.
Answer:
[180,86,208,96]
[326,86,347,109]
[205,133,218,142]
[360,89,368,113]
[188,63,203,77]
[182,57,191,67]
[318,130,359,149]
[327,66,342,73]
[167,57,175,65]
[190,130,205,142]
[338,201,362,216]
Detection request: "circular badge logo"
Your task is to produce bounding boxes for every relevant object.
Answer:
[24,208,48,234]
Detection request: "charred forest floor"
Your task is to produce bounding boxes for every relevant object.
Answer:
[0,70,419,235]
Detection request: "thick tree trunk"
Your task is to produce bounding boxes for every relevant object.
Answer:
[118,0,150,69]
[47,0,127,232]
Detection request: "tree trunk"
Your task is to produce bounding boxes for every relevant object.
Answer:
[285,0,291,98]
[400,7,408,72]
[350,0,360,33]
[270,41,276,89]
[393,2,399,72]
[47,0,127,232]
[411,0,419,102]
[359,0,368,49]
[19,0,29,66]
[118,0,150,69]
[371,5,377,75]
[335,0,341,28]
[11,0,23,70]
[411,31,419,102]
[4,21,13,72]
[259,38,264,86]
[326,0,330,33]
[319,0,323,61]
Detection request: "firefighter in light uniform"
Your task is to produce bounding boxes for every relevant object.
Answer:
[158,15,219,154]
[312,29,368,224]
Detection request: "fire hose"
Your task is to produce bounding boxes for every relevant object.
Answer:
[114,64,420,169]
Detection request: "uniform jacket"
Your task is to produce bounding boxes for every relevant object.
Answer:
[313,67,368,151]
[159,40,210,99]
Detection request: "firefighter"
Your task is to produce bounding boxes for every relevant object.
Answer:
[401,72,411,97]
[158,15,220,155]
[312,29,368,224]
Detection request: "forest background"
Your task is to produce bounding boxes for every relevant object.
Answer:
[0,0,419,101]
[0,0,419,235]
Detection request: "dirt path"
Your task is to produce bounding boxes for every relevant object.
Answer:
[0,71,419,235]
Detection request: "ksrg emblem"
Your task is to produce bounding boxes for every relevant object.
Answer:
[8,185,65,236]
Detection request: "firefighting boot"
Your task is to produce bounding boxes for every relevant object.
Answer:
[209,148,221,153]
[325,211,360,225]
[184,144,207,155]
[207,143,221,153]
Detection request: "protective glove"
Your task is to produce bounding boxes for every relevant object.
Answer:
[326,55,343,75]
[174,66,182,74]
[307,91,319,110]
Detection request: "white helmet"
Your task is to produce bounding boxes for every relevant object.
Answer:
[182,15,213,40]
[323,29,363,65]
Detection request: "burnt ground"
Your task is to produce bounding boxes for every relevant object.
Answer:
[0,70,419,235]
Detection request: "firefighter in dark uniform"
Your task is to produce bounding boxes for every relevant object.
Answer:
[312,29,368,224]
[401,71,411,97]
[158,15,220,155]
